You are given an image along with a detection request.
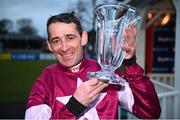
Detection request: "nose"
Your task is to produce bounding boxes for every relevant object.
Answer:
[61,40,68,52]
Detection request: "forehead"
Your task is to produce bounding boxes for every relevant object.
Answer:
[48,22,79,36]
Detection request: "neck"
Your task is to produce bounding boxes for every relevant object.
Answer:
[70,60,82,73]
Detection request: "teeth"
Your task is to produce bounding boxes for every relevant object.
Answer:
[63,54,72,57]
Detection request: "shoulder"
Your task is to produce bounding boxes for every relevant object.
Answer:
[85,58,99,66]
[35,63,60,83]
[40,63,60,75]
[84,58,101,71]
[45,63,59,70]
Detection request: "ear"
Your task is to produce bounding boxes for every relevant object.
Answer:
[47,40,53,52]
[81,31,88,46]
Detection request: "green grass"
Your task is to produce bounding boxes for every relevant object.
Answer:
[0,60,55,102]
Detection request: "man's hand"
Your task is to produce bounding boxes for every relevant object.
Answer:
[121,24,137,59]
[73,78,108,106]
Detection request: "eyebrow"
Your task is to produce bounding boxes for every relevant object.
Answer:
[66,34,77,38]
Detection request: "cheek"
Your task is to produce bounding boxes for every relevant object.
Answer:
[51,45,61,53]
[72,41,82,52]
[76,47,84,58]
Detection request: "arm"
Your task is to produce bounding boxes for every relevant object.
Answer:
[119,24,161,119]
[123,61,161,119]
[25,69,76,119]
[116,56,161,119]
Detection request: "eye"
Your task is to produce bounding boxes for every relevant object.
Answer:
[51,39,60,44]
[66,36,75,41]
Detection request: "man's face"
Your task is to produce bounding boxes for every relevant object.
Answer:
[47,22,87,68]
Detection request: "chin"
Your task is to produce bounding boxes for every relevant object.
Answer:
[62,62,75,68]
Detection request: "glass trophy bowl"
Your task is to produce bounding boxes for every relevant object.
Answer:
[88,4,141,85]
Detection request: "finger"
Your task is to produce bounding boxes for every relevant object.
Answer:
[121,45,131,52]
[123,30,133,43]
[128,24,137,34]
[128,39,135,47]
[123,31,128,41]
[122,36,135,47]
[91,81,105,91]
[94,82,108,93]
[127,28,136,40]
[90,83,108,101]
[85,78,99,86]
[91,92,99,102]
[131,24,137,36]
[92,83,107,97]
[121,43,136,52]
[124,25,137,41]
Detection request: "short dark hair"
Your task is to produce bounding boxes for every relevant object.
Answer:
[47,12,83,40]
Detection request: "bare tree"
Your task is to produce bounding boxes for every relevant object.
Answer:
[0,19,13,34]
[71,0,118,31]
[17,18,37,35]
[72,0,94,31]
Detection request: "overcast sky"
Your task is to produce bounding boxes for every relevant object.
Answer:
[0,0,117,37]
[0,0,94,37]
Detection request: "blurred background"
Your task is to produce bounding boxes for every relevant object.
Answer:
[0,0,180,119]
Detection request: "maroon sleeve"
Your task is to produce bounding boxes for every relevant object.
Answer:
[26,69,50,109]
[26,69,76,119]
[123,63,161,119]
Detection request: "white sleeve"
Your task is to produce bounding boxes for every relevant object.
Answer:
[118,82,134,112]
[25,104,52,120]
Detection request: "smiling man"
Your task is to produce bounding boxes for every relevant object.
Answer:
[47,22,87,68]
[25,12,161,119]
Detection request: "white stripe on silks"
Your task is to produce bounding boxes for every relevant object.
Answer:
[56,78,107,120]
[118,81,134,112]
[79,92,107,120]
[56,95,72,105]
[25,104,52,120]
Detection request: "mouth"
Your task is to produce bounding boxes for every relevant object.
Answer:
[55,51,75,62]
[62,53,73,57]
[61,53,74,60]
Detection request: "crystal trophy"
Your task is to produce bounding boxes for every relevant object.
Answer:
[88,4,141,85]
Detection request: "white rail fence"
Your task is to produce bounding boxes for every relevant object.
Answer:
[147,73,174,86]
[125,79,180,119]
[152,80,179,119]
